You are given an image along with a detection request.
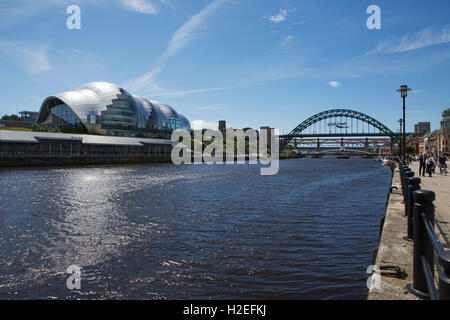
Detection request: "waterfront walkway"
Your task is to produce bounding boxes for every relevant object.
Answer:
[409,161,450,249]
[368,161,450,300]
[368,165,416,300]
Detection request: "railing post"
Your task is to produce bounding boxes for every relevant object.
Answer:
[407,190,436,299]
[403,171,414,202]
[401,166,411,200]
[406,177,421,239]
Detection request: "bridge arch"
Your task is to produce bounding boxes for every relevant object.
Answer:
[279,109,397,151]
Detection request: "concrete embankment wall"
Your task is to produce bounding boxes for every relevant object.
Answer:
[0,156,172,168]
[367,164,417,300]
[1,155,293,168]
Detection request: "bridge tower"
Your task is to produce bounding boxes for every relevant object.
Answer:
[340,138,344,151]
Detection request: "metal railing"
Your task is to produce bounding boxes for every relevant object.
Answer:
[397,159,450,299]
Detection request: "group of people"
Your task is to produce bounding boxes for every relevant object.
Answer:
[418,153,448,177]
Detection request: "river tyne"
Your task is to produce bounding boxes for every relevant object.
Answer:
[0,158,392,299]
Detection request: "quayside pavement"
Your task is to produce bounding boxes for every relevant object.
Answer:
[409,161,450,249]
[368,160,449,300]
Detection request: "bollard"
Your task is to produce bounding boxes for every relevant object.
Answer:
[402,168,414,203]
[399,165,405,192]
[400,166,410,196]
[407,190,436,299]
[402,166,411,185]
[406,177,421,239]
[438,251,450,300]
[401,164,408,176]
[403,170,414,201]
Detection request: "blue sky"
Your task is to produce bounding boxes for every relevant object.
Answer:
[0,0,449,134]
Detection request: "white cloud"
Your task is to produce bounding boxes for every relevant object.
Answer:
[118,0,158,14]
[266,8,296,24]
[0,1,57,28]
[0,40,51,74]
[159,0,175,9]
[294,20,307,25]
[0,0,172,28]
[190,120,218,130]
[125,0,228,92]
[366,24,450,55]
[281,35,294,47]
[144,83,255,99]
[192,104,227,111]
[328,81,341,88]
[270,9,288,23]
[164,0,227,58]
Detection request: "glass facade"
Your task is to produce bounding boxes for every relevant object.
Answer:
[37,82,191,138]
[99,89,138,136]
[50,104,84,127]
[167,115,181,130]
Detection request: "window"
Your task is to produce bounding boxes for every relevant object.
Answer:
[50,104,84,127]
[167,115,181,130]
[100,89,138,136]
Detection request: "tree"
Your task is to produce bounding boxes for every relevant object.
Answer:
[2,114,23,121]
[406,145,415,154]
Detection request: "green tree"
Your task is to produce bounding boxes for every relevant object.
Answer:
[2,114,23,121]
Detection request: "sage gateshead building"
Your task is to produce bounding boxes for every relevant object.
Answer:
[36,82,191,138]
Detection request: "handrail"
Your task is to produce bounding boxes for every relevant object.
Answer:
[420,256,438,300]
[406,189,450,300]
[422,213,444,256]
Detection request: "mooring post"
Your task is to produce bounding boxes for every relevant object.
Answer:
[406,177,421,238]
[403,171,414,202]
[401,167,411,201]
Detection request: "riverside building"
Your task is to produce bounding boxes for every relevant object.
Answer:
[36,82,190,138]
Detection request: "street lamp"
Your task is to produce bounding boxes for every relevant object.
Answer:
[398,118,403,158]
[396,85,412,162]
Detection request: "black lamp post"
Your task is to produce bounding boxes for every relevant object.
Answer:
[396,85,412,162]
[398,118,403,158]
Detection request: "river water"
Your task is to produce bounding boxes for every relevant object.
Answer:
[0,158,391,299]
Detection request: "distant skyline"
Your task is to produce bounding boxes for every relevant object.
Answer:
[0,0,449,133]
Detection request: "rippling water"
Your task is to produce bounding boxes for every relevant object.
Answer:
[0,158,391,299]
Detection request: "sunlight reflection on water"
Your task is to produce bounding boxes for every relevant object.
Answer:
[0,159,391,299]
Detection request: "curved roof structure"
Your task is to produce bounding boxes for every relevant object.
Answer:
[37,82,190,137]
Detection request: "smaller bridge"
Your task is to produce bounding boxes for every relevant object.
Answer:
[308,149,378,157]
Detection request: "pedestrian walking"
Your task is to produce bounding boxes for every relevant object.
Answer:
[419,153,427,177]
[433,155,438,173]
[426,156,434,177]
[438,154,448,176]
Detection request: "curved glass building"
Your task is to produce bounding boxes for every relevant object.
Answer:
[36,82,190,137]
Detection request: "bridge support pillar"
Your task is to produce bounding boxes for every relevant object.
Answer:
[294,139,298,149]
[365,138,369,152]
[340,138,344,151]
[317,138,320,152]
